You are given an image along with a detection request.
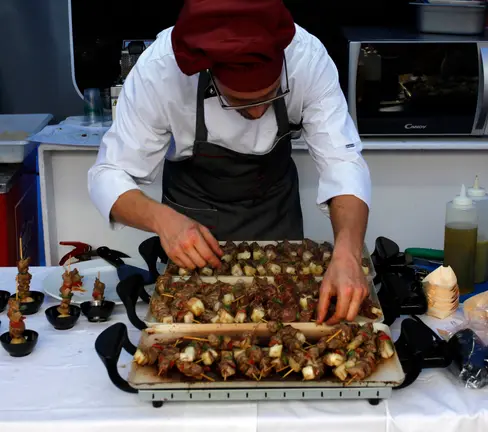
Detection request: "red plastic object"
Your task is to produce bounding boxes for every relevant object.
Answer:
[0,166,38,267]
[0,182,19,266]
[59,241,92,266]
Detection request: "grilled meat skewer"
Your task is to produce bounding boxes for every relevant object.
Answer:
[166,239,372,278]
[133,323,395,384]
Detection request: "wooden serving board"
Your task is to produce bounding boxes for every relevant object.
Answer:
[143,276,384,326]
[127,323,405,390]
[163,240,377,282]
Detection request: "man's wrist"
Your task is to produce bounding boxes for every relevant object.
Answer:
[333,234,363,262]
[148,202,171,234]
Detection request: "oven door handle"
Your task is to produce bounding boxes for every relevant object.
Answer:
[473,44,488,135]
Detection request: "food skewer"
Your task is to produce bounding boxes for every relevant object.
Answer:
[16,237,34,303]
[0,293,39,357]
[149,273,382,324]
[57,264,74,317]
[325,329,342,344]
[183,336,209,342]
[7,294,26,345]
[45,261,81,329]
[10,237,45,316]
[92,272,106,302]
[80,272,115,323]
[133,322,395,385]
[282,368,295,379]
[166,239,372,278]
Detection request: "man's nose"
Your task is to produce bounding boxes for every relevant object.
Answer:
[246,104,269,119]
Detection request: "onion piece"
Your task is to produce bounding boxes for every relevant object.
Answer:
[187,297,205,316]
[269,344,283,358]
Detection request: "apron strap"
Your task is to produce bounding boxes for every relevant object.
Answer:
[195,72,211,143]
[195,71,291,144]
[272,89,291,138]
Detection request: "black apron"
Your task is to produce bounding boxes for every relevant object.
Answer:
[162,71,303,241]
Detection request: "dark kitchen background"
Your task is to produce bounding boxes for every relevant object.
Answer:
[72,0,414,94]
[0,0,414,120]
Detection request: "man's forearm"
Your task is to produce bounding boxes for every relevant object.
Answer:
[329,195,369,260]
[110,189,169,233]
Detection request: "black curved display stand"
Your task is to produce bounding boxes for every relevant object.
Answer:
[116,275,148,331]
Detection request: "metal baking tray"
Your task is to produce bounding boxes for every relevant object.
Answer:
[117,274,384,331]
[410,2,486,35]
[95,322,405,407]
[164,240,377,283]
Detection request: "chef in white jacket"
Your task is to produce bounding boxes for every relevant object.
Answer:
[88,0,372,324]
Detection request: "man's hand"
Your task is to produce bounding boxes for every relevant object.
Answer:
[159,206,223,270]
[110,190,223,270]
[316,252,369,325]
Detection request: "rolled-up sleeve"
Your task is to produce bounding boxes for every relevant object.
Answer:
[87,54,172,230]
[301,42,371,214]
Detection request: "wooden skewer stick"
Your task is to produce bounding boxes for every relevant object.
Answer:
[173,339,181,347]
[192,319,201,324]
[282,368,295,379]
[195,358,203,364]
[201,373,215,382]
[325,329,342,344]
[276,365,290,373]
[183,336,209,342]
[260,318,268,323]
[232,295,246,303]
[252,373,260,381]
[19,237,23,260]
[346,375,357,386]
[161,293,175,298]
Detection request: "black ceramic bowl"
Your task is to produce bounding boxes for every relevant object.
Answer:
[0,290,10,313]
[80,300,115,322]
[0,330,39,357]
[9,291,45,315]
[45,305,81,330]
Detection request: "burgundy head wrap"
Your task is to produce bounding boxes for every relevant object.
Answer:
[171,0,295,92]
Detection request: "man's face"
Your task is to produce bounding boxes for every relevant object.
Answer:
[215,78,281,120]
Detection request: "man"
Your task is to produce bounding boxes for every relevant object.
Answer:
[88,0,372,324]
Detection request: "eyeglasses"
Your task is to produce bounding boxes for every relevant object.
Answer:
[207,56,290,111]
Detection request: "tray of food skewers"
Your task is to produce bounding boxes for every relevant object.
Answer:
[118,271,384,330]
[119,238,381,329]
[94,319,405,406]
[96,237,403,406]
[164,239,376,282]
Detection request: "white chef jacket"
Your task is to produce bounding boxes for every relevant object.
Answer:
[88,24,371,229]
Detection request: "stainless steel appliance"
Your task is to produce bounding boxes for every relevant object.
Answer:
[344,28,488,136]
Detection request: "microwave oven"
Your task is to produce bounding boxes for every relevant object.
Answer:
[344,27,488,136]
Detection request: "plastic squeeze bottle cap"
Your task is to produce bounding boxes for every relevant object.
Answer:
[453,184,474,208]
[467,175,486,198]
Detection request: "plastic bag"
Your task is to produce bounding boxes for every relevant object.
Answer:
[442,303,488,389]
[463,291,488,327]
[447,328,488,389]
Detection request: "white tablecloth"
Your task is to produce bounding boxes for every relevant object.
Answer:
[0,267,487,432]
